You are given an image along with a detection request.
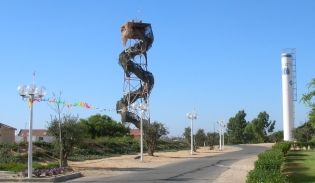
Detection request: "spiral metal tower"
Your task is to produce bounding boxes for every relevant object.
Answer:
[116,21,154,128]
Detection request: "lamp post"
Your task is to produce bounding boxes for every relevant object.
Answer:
[217,120,226,151]
[131,102,147,161]
[139,103,147,161]
[187,111,197,155]
[18,75,46,178]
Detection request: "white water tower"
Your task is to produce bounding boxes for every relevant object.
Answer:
[281,49,296,141]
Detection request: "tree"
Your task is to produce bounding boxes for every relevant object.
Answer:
[301,78,315,128]
[182,126,197,151]
[183,127,191,143]
[143,121,169,156]
[47,92,65,168]
[207,132,219,148]
[195,129,207,147]
[294,122,315,142]
[244,123,255,143]
[80,114,129,139]
[250,111,275,143]
[47,115,84,166]
[227,110,248,144]
[268,131,283,142]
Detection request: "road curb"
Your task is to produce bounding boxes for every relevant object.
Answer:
[0,172,82,182]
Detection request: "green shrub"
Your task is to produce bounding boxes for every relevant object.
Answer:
[273,142,291,155]
[0,162,26,172]
[255,149,284,171]
[247,169,288,183]
[246,142,291,183]
[0,143,17,163]
[34,141,54,150]
[68,154,109,161]
[33,162,59,169]
[156,140,190,151]
[69,136,139,160]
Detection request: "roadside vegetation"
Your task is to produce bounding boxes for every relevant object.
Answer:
[246,77,315,182]
[0,114,189,175]
[280,78,315,182]
[246,142,291,183]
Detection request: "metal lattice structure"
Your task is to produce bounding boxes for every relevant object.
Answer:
[282,48,297,101]
[116,21,154,128]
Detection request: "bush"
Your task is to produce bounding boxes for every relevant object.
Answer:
[247,169,288,183]
[156,140,190,151]
[0,143,17,163]
[34,141,54,150]
[69,136,139,160]
[69,137,190,161]
[255,149,284,171]
[246,142,291,183]
[0,162,26,172]
[68,154,109,161]
[309,141,315,149]
[33,162,59,169]
[273,141,291,155]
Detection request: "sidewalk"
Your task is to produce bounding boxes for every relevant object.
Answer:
[214,143,273,183]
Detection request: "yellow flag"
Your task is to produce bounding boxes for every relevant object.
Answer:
[28,98,33,109]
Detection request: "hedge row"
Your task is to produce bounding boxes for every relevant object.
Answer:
[156,140,190,152]
[69,137,190,161]
[247,142,291,183]
[0,162,58,172]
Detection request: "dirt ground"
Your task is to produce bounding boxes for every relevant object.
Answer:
[69,145,242,177]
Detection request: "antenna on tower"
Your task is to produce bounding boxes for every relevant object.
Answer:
[32,71,36,85]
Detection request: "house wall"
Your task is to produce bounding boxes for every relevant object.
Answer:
[0,126,15,143]
[34,136,54,143]
[16,135,55,143]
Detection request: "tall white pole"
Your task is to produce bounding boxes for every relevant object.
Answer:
[219,129,222,151]
[58,115,62,167]
[190,118,193,155]
[140,111,143,161]
[281,53,294,141]
[187,111,196,155]
[28,96,33,178]
[222,129,224,150]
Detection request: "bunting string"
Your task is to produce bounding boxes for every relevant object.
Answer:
[33,98,116,112]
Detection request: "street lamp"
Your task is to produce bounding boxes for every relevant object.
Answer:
[131,102,148,161]
[186,111,197,155]
[18,75,46,178]
[217,120,226,151]
[139,103,147,161]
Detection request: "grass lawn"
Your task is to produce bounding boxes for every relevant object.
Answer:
[283,150,315,183]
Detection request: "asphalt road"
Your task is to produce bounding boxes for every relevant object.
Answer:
[67,145,269,183]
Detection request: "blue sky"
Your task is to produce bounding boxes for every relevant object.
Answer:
[1,1,314,136]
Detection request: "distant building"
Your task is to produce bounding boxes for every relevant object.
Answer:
[129,129,141,139]
[17,129,54,143]
[0,123,16,144]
